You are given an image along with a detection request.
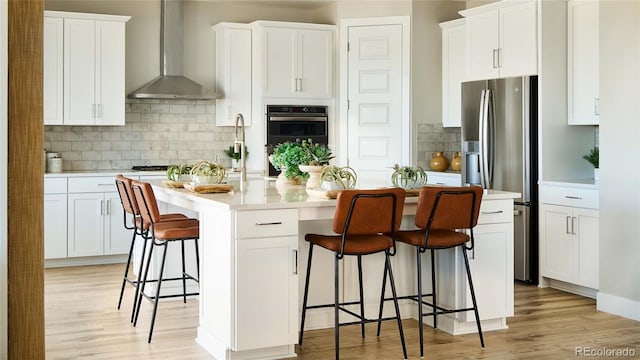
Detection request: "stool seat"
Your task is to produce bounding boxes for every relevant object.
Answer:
[135,213,187,230]
[305,234,394,255]
[396,229,470,249]
[152,219,199,240]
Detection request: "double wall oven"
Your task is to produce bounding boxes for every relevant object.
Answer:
[265,105,328,176]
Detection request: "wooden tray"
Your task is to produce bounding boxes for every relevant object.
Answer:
[162,179,187,188]
[306,188,340,199]
[405,188,421,197]
[184,183,233,194]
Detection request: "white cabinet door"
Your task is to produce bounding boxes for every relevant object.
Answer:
[44,16,64,125]
[297,29,332,98]
[67,193,104,257]
[235,235,298,350]
[95,20,126,126]
[461,220,513,322]
[541,204,575,283]
[574,207,599,289]
[463,0,537,80]
[568,0,599,125]
[440,19,465,127]
[64,18,96,125]
[44,194,67,259]
[214,24,252,126]
[103,192,131,255]
[262,26,298,97]
[465,10,499,81]
[259,25,333,99]
[499,0,538,78]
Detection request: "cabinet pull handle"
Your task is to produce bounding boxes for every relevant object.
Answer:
[564,195,582,200]
[98,183,113,186]
[595,98,599,116]
[293,249,298,275]
[106,200,111,215]
[481,210,503,215]
[100,200,105,215]
[498,48,502,68]
[566,216,571,234]
[572,216,576,235]
[292,78,297,92]
[255,221,282,226]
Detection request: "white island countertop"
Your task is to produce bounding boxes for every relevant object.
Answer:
[150,178,520,212]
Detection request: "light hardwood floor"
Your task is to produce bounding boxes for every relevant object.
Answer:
[45,264,640,359]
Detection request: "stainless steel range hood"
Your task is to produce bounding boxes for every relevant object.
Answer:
[128,0,219,100]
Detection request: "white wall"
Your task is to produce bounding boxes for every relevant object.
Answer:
[0,0,8,357]
[597,1,640,321]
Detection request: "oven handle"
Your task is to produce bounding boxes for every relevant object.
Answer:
[267,116,328,122]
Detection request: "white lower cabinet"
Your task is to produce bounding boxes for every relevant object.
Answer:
[234,209,299,351]
[458,199,514,323]
[540,184,599,290]
[542,204,599,289]
[66,177,130,258]
[44,178,68,259]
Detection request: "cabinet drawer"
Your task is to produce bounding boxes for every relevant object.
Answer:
[478,200,512,224]
[68,176,117,193]
[540,185,599,209]
[44,177,67,194]
[236,209,298,239]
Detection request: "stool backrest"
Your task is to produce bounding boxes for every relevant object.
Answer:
[333,188,406,235]
[131,180,161,226]
[115,174,139,216]
[414,186,483,231]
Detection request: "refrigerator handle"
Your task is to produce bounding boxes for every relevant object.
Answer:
[487,88,496,187]
[478,90,487,188]
[480,89,492,188]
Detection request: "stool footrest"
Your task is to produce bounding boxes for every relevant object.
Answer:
[304,301,401,327]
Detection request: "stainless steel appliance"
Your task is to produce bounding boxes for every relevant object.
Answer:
[461,76,538,283]
[265,105,328,176]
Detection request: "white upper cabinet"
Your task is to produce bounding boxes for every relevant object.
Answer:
[568,0,599,125]
[44,11,130,126]
[440,19,466,128]
[461,0,537,81]
[254,22,333,99]
[213,23,252,126]
[44,17,64,125]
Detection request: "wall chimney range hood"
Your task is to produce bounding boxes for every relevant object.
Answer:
[128,0,219,100]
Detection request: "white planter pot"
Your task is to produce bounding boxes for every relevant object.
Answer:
[594,168,600,183]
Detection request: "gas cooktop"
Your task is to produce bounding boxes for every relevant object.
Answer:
[131,165,169,171]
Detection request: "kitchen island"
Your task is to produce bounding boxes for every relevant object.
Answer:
[150,178,519,360]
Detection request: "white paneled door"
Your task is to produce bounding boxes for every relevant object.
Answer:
[345,21,407,188]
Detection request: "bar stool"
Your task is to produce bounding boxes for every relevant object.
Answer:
[114,174,187,322]
[130,180,201,343]
[299,188,408,360]
[380,186,484,357]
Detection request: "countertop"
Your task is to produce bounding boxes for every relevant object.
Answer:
[150,178,521,211]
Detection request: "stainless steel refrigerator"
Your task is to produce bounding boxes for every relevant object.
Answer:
[461,76,538,283]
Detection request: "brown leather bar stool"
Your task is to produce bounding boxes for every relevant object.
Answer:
[114,174,187,322]
[378,185,484,357]
[130,180,200,343]
[299,188,408,360]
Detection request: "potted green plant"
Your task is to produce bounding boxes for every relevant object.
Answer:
[189,160,226,185]
[223,145,248,170]
[269,140,309,184]
[582,146,599,182]
[166,164,192,182]
[298,139,334,189]
[391,164,428,189]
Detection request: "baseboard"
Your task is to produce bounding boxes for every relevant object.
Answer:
[546,278,598,299]
[44,254,128,268]
[597,292,640,322]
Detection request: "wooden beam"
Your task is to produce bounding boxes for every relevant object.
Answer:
[7,0,44,359]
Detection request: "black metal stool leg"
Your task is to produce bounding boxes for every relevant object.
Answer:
[299,244,314,346]
[386,251,408,360]
[118,229,137,310]
[431,248,437,329]
[181,239,187,303]
[376,254,389,337]
[334,254,340,360]
[417,248,425,358]
[148,241,168,343]
[131,232,148,323]
[134,234,154,327]
[462,247,485,347]
[357,255,366,339]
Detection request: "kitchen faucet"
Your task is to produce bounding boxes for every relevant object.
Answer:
[234,113,247,183]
